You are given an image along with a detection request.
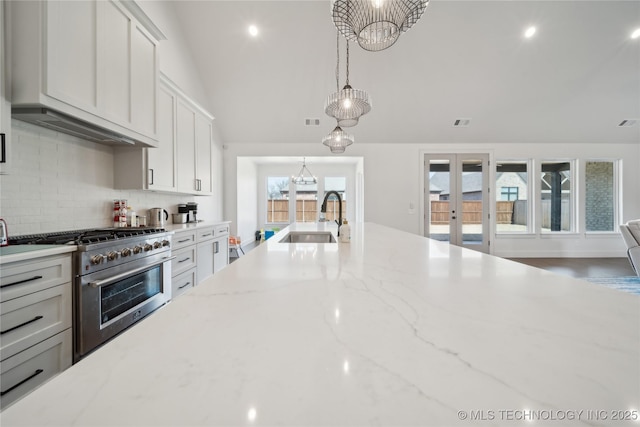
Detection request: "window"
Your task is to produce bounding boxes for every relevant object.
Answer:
[501,187,519,201]
[295,182,317,222]
[541,161,573,232]
[496,161,529,233]
[585,160,616,232]
[267,176,289,223]
[324,177,347,222]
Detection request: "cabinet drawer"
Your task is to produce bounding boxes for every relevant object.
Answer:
[171,246,196,277]
[197,227,215,243]
[1,284,72,361]
[172,268,196,299]
[215,224,229,236]
[0,255,71,303]
[0,328,72,410]
[172,230,197,250]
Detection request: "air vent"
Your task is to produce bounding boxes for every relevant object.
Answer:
[618,119,638,127]
[453,118,471,127]
[304,118,321,126]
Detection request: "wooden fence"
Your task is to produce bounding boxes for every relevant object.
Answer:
[268,200,346,223]
[431,201,515,224]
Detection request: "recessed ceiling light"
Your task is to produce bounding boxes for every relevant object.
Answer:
[248,25,258,37]
[631,28,640,39]
[524,26,536,38]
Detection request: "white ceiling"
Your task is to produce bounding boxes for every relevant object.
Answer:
[171,0,640,146]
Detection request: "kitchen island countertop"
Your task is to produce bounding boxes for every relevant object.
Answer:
[1,222,638,426]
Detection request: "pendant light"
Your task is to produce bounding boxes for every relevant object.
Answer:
[332,0,429,52]
[324,31,371,127]
[322,124,354,154]
[291,158,317,185]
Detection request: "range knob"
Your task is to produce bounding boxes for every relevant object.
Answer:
[133,245,143,254]
[121,248,132,257]
[107,251,118,261]
[162,240,170,247]
[143,243,153,252]
[91,254,105,265]
[153,241,162,249]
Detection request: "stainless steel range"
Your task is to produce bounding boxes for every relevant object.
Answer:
[10,228,173,361]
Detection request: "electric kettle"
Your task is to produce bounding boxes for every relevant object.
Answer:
[148,208,168,227]
[0,218,8,246]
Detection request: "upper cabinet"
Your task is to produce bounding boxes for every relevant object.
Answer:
[114,74,215,196]
[9,0,164,147]
[177,98,214,195]
[0,0,11,175]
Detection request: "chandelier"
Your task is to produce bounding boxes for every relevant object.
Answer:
[291,158,317,185]
[332,0,429,52]
[324,32,371,127]
[322,125,354,154]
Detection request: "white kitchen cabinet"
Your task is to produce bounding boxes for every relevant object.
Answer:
[196,227,216,284]
[9,0,163,147]
[0,0,11,175]
[176,97,214,195]
[0,253,73,410]
[170,229,198,299]
[213,224,230,273]
[114,76,177,192]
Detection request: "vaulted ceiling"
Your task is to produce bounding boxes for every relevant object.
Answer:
[171,1,640,146]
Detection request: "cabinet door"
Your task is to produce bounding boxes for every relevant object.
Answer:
[131,23,157,137]
[148,84,177,191]
[213,237,229,273]
[98,0,130,126]
[46,0,97,111]
[196,241,214,284]
[0,0,10,175]
[176,100,196,194]
[195,112,213,194]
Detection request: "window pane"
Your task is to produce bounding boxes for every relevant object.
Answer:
[541,161,572,232]
[295,182,317,222]
[585,161,615,232]
[324,177,346,222]
[496,161,528,233]
[267,177,289,223]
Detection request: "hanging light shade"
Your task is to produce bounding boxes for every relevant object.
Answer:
[291,158,317,185]
[324,33,371,127]
[331,0,429,52]
[322,125,354,154]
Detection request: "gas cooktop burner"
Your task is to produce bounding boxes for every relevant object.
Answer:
[9,228,167,246]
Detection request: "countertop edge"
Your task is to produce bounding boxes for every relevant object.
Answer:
[0,245,77,264]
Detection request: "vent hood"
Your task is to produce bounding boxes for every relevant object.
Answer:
[12,108,136,145]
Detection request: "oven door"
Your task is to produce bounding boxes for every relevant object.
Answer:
[75,252,173,360]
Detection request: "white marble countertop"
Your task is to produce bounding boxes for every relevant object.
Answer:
[0,244,76,264]
[164,220,231,233]
[1,223,638,426]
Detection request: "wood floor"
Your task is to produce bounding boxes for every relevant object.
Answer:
[508,257,636,278]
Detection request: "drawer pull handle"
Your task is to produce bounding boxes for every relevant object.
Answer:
[177,258,190,263]
[0,275,44,289]
[178,281,191,290]
[177,238,191,243]
[201,233,212,237]
[0,316,44,335]
[1,369,44,396]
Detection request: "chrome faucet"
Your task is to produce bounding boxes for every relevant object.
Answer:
[320,191,342,235]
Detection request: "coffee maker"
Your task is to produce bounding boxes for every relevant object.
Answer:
[186,202,198,223]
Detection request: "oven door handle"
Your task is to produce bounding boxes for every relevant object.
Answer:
[89,256,176,288]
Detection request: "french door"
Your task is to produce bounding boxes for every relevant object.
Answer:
[424,153,490,253]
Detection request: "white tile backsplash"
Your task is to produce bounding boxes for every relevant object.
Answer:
[0,121,216,236]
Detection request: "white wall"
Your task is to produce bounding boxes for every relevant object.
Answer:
[236,157,258,244]
[224,141,640,258]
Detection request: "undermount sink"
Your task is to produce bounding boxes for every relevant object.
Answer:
[279,231,337,243]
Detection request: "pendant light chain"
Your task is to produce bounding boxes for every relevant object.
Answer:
[345,39,350,86]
